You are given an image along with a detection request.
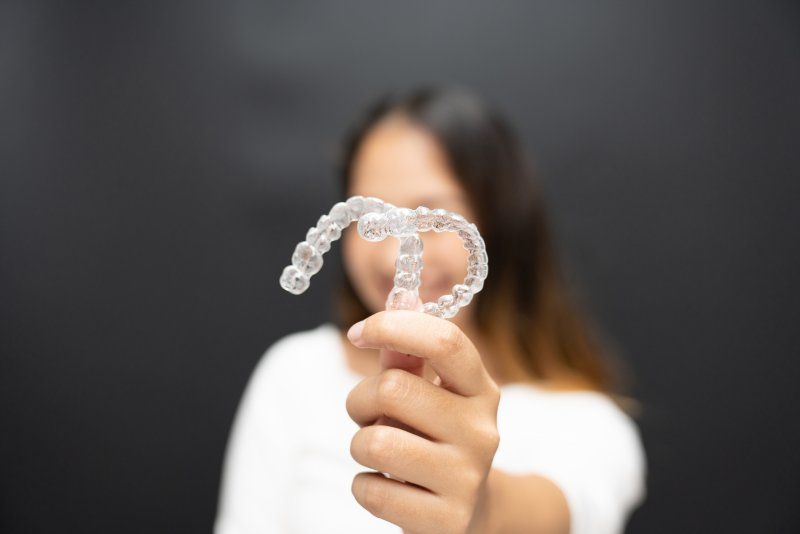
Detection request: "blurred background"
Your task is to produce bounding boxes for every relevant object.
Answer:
[1,1,799,532]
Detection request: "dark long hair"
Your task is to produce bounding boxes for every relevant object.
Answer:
[335,86,616,392]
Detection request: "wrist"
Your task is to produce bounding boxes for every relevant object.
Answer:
[469,469,505,534]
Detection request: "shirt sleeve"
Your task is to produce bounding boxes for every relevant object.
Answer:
[533,398,646,534]
[215,341,296,534]
[496,390,646,534]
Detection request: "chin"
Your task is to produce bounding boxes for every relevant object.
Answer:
[363,292,387,314]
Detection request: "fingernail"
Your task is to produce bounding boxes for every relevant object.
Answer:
[347,320,365,344]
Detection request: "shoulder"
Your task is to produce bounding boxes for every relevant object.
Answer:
[264,322,341,356]
[255,323,341,372]
[243,323,343,399]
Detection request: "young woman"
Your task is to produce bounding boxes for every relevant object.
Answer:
[216,87,645,534]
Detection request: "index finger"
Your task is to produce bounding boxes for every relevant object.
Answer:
[347,310,493,397]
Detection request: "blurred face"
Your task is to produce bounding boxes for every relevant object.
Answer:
[343,114,477,329]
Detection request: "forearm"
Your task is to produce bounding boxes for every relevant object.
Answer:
[479,468,571,534]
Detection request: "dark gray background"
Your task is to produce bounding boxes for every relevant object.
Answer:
[2,1,799,532]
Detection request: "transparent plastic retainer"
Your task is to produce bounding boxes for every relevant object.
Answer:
[279,196,488,319]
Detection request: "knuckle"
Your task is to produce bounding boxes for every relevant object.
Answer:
[456,468,479,495]
[345,387,359,419]
[376,369,410,408]
[365,426,395,465]
[466,465,487,490]
[466,419,500,455]
[478,424,501,452]
[450,505,474,534]
[435,323,464,354]
[489,428,501,451]
[350,428,364,460]
[486,379,501,402]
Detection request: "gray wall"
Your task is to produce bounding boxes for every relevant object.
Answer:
[1,1,798,532]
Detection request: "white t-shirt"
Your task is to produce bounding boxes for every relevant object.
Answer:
[215,324,646,534]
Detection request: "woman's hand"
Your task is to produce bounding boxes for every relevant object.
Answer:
[345,310,501,534]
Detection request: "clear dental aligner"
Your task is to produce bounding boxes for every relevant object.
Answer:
[279,196,488,319]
